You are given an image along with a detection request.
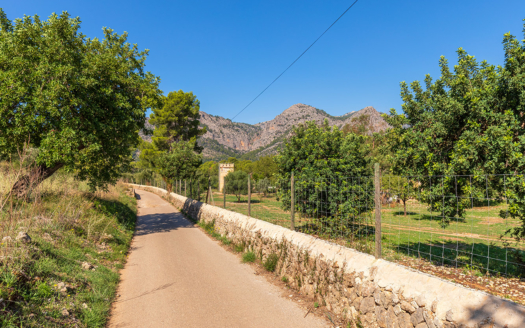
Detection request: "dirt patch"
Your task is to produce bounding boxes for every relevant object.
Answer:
[478,217,508,225]
[439,236,465,242]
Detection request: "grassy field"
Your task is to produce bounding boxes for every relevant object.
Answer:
[1,164,137,327]
[206,191,525,277]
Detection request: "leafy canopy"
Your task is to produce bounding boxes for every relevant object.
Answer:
[0,10,161,190]
[224,170,249,202]
[276,121,372,221]
[385,22,525,236]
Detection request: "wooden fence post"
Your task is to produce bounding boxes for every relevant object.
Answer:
[374,163,382,259]
[248,174,251,217]
[291,171,295,231]
[223,182,226,208]
[185,180,187,197]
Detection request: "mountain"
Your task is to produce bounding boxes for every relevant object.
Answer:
[140,104,390,161]
[198,104,389,160]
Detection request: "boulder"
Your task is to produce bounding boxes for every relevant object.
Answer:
[16,232,31,244]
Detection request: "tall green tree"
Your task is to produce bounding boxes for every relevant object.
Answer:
[0,10,162,195]
[154,141,202,192]
[276,121,372,224]
[385,21,525,237]
[149,90,205,152]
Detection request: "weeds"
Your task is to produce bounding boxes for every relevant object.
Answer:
[242,251,256,263]
[281,276,288,283]
[234,243,245,253]
[263,253,279,272]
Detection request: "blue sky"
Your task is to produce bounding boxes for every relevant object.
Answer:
[4,1,525,124]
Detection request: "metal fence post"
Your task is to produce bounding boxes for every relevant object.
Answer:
[248,174,251,217]
[374,163,382,259]
[291,171,295,231]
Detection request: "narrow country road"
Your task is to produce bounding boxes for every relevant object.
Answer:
[108,189,329,328]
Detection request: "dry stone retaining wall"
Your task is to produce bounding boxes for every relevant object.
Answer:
[131,184,525,328]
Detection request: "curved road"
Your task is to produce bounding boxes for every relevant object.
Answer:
[109,189,328,328]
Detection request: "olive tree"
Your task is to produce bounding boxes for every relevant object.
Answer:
[0,10,161,196]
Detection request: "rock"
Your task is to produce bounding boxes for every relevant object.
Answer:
[384,291,393,308]
[416,294,427,307]
[375,306,387,328]
[392,293,400,304]
[411,308,425,326]
[82,303,88,309]
[386,306,399,328]
[370,266,378,281]
[2,236,12,243]
[400,300,416,314]
[398,312,413,328]
[415,323,429,328]
[423,310,436,328]
[446,310,454,322]
[347,306,358,320]
[363,312,379,328]
[431,299,438,313]
[359,296,376,314]
[353,296,363,308]
[374,290,382,305]
[411,300,419,309]
[433,317,443,328]
[42,233,53,241]
[61,309,69,316]
[16,232,31,244]
[82,262,94,270]
[443,323,457,328]
[393,304,402,316]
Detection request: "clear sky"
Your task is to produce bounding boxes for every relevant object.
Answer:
[3,1,525,124]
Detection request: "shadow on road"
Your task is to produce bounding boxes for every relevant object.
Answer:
[135,212,194,236]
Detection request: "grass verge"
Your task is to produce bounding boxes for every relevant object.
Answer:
[1,169,137,327]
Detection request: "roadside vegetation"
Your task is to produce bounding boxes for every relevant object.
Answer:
[0,160,137,327]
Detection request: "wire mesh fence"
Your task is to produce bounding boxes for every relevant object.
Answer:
[126,171,525,278]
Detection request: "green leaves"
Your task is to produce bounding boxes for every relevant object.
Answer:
[0,9,162,190]
[385,19,525,236]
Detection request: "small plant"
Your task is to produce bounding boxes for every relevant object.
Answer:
[242,251,256,263]
[263,253,279,272]
[234,243,245,253]
[314,302,319,308]
[220,236,231,245]
[281,276,288,283]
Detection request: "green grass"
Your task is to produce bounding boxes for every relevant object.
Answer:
[0,175,137,327]
[263,253,279,272]
[242,252,256,263]
[208,191,525,277]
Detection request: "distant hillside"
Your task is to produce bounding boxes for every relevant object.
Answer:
[198,104,390,160]
[140,103,390,161]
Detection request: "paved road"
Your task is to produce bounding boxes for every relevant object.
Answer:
[109,189,328,328]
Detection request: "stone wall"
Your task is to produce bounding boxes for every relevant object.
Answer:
[130,184,525,328]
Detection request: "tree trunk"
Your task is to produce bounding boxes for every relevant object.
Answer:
[11,163,64,199]
[403,199,407,216]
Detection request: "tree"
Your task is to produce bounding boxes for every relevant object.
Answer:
[235,160,253,174]
[224,170,249,202]
[385,22,525,236]
[255,178,270,199]
[381,175,416,216]
[276,121,372,227]
[149,90,205,152]
[154,141,202,192]
[253,156,278,180]
[198,161,219,189]
[0,10,162,196]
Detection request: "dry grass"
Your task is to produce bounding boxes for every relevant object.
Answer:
[0,158,137,327]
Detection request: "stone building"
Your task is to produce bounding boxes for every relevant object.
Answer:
[219,163,234,192]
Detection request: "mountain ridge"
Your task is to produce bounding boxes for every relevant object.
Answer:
[198,103,390,160]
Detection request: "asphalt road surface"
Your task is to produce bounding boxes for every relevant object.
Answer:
[108,189,329,328]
